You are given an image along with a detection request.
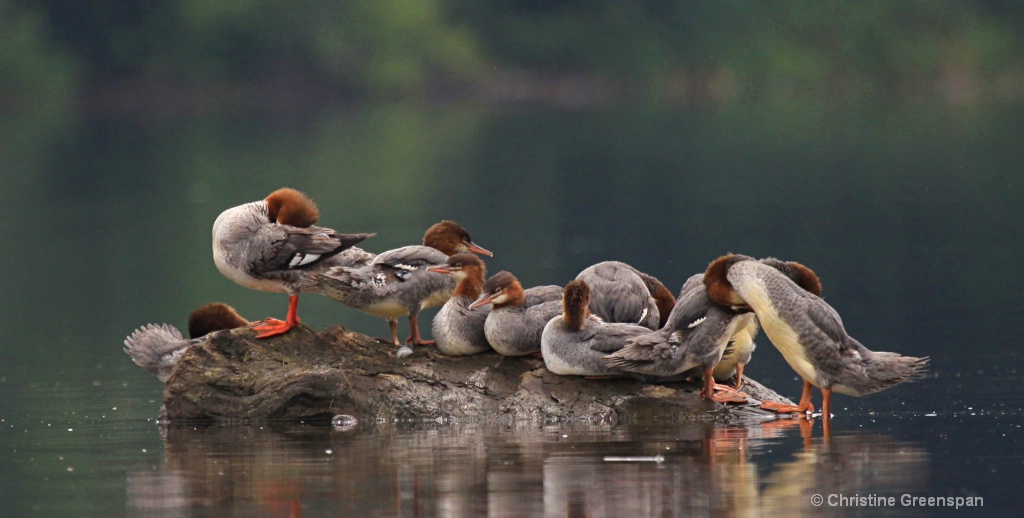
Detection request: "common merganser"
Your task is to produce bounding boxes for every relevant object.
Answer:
[711,257,823,391]
[426,253,492,356]
[712,315,758,390]
[212,188,375,338]
[305,220,492,357]
[470,270,564,357]
[540,279,651,377]
[575,261,675,329]
[603,273,750,403]
[124,303,249,381]
[703,254,928,430]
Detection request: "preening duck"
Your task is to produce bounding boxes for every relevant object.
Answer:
[541,279,651,377]
[575,261,675,329]
[305,220,491,357]
[124,303,249,381]
[604,273,751,403]
[703,254,928,430]
[212,188,374,338]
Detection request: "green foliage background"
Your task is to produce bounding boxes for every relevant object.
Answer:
[5,0,1024,113]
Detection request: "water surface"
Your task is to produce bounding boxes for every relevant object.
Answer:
[0,100,1020,515]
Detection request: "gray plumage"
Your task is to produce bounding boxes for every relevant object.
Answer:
[123,324,192,382]
[604,274,746,378]
[724,259,928,396]
[306,245,455,328]
[485,299,563,356]
[523,285,564,306]
[212,198,374,296]
[542,316,652,376]
[473,271,565,357]
[575,261,660,329]
[433,295,492,356]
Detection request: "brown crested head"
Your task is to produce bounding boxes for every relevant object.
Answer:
[423,220,493,257]
[562,279,591,332]
[188,302,249,339]
[446,252,487,298]
[265,188,319,227]
[703,253,755,308]
[480,270,525,308]
[760,258,824,297]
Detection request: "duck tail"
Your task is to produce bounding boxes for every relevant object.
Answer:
[123,323,190,382]
[864,350,930,391]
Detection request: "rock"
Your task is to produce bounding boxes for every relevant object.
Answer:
[161,324,792,423]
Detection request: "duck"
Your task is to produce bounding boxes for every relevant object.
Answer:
[541,279,652,376]
[603,273,751,403]
[305,220,492,357]
[470,270,564,356]
[426,253,493,356]
[711,257,824,390]
[711,315,758,390]
[124,303,249,381]
[702,253,929,430]
[212,188,375,338]
[575,261,676,329]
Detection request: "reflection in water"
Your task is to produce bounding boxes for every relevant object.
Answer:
[127,419,929,516]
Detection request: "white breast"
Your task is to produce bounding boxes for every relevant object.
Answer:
[735,277,818,385]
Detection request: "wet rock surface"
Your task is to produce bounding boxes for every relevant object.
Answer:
[161,324,792,423]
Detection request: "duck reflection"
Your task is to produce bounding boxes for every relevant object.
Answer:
[126,418,929,516]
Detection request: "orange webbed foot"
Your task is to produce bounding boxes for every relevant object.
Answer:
[760,401,815,414]
[253,317,297,338]
[710,390,751,404]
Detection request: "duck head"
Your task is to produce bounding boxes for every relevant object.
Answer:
[471,271,525,310]
[423,220,493,257]
[265,188,319,227]
[562,279,591,332]
[187,303,250,339]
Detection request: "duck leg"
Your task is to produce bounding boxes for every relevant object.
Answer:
[405,312,435,346]
[254,294,301,338]
[820,387,833,437]
[761,380,815,413]
[732,362,746,390]
[389,318,416,358]
[386,318,400,345]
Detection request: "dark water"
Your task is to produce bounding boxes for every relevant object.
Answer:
[1,100,1021,515]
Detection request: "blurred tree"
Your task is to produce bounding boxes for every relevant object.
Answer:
[5,0,1024,109]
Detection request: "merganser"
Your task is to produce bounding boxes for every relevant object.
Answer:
[426,253,492,356]
[712,315,758,390]
[124,303,249,381]
[305,220,492,357]
[212,188,375,338]
[469,270,564,357]
[703,254,929,429]
[605,257,828,403]
[603,273,751,403]
[575,261,675,329]
[667,274,758,390]
[540,279,651,377]
[710,257,823,390]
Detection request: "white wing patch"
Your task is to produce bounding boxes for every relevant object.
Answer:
[687,316,706,329]
[637,307,649,324]
[289,253,321,267]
